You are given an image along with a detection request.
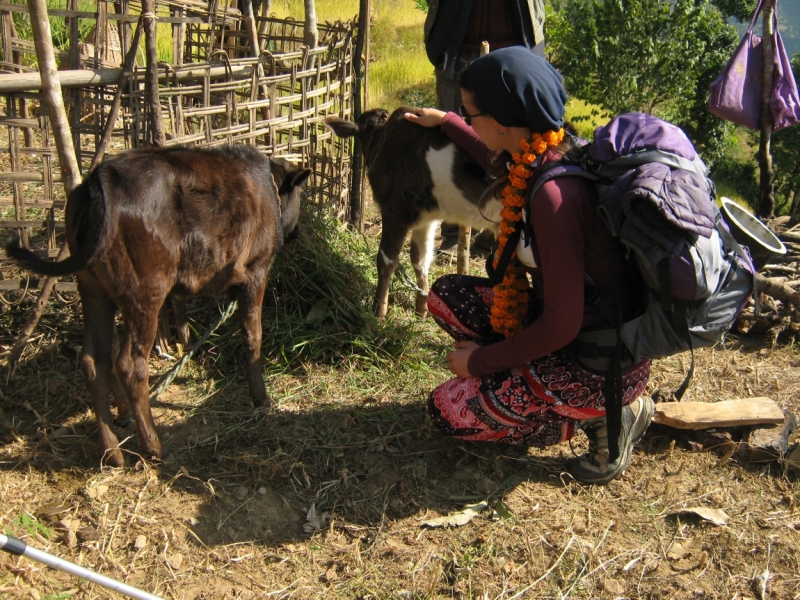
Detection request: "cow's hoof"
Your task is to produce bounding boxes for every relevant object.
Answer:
[252,394,272,411]
[415,295,429,318]
[374,307,388,320]
[102,448,125,468]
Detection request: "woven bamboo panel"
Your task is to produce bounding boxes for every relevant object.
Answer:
[0,3,357,304]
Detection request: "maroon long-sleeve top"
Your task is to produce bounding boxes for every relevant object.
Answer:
[440,113,638,377]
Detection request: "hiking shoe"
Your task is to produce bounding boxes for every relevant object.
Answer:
[567,396,655,485]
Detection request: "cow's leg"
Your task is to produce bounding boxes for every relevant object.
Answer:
[76,274,123,466]
[375,224,407,319]
[171,295,190,349]
[110,326,130,427]
[115,299,168,460]
[409,220,438,317]
[235,275,270,408]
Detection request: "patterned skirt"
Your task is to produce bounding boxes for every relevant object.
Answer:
[427,274,651,447]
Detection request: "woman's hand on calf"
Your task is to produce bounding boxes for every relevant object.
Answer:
[404,108,446,128]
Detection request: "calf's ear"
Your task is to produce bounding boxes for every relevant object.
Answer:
[323,117,359,138]
[291,168,313,190]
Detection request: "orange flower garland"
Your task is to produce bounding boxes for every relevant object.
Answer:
[491,128,566,337]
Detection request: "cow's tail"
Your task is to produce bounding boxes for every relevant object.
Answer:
[4,172,108,277]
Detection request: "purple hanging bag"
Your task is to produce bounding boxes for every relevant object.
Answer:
[771,25,800,131]
[708,0,800,131]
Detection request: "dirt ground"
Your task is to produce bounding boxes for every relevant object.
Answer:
[1,299,800,599]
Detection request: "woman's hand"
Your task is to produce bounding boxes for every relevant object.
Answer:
[403,108,446,128]
[446,340,480,378]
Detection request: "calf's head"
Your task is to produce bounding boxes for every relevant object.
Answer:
[270,157,312,242]
[323,109,390,164]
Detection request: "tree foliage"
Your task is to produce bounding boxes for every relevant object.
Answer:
[709,0,757,22]
[547,0,740,163]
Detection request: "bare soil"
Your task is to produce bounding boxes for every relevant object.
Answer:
[1,297,800,600]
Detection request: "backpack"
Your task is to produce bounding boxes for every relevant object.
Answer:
[488,112,757,461]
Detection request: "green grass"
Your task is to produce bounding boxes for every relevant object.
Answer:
[564,97,611,140]
[270,0,433,109]
[715,182,754,212]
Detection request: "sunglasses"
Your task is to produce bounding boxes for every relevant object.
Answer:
[458,103,487,126]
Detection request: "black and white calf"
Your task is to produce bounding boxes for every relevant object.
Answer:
[324,107,500,318]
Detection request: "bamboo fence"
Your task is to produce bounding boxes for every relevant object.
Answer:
[0,0,357,304]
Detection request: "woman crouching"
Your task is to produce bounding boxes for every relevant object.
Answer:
[405,47,654,485]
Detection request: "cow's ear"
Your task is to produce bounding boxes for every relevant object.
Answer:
[291,168,312,190]
[323,117,358,138]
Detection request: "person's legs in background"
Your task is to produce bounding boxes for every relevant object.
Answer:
[433,55,495,257]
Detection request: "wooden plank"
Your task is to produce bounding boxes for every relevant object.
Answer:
[652,397,785,430]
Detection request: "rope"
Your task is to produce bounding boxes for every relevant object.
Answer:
[394,262,428,297]
[149,300,238,403]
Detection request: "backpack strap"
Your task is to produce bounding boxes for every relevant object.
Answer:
[485,157,590,285]
[486,158,627,462]
[485,225,522,286]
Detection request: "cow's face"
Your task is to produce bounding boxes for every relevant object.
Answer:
[323,109,390,163]
[270,157,311,242]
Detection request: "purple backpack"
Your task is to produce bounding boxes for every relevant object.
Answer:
[521,113,755,368]
[484,113,756,458]
[514,113,757,459]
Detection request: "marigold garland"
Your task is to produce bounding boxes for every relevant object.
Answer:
[491,128,566,337]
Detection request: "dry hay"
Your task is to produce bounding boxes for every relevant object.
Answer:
[1,224,799,600]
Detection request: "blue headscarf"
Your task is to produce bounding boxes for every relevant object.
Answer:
[465,47,568,133]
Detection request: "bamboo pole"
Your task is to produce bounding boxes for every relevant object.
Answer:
[758,0,776,218]
[142,0,165,146]
[348,0,369,229]
[303,0,318,50]
[90,20,143,171]
[256,0,272,39]
[26,0,81,191]
[0,63,264,94]
[240,0,269,103]
[303,0,318,72]
[8,0,82,375]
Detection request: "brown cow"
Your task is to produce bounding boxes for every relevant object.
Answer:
[5,145,310,466]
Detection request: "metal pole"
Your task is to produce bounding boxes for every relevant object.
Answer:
[0,534,163,600]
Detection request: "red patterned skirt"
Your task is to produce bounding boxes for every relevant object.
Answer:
[427,275,651,447]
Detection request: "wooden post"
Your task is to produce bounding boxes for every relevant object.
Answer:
[9,0,83,374]
[256,0,272,38]
[303,0,318,50]
[172,5,185,66]
[758,0,776,219]
[240,0,269,103]
[27,0,81,191]
[349,0,370,230]
[142,0,165,146]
